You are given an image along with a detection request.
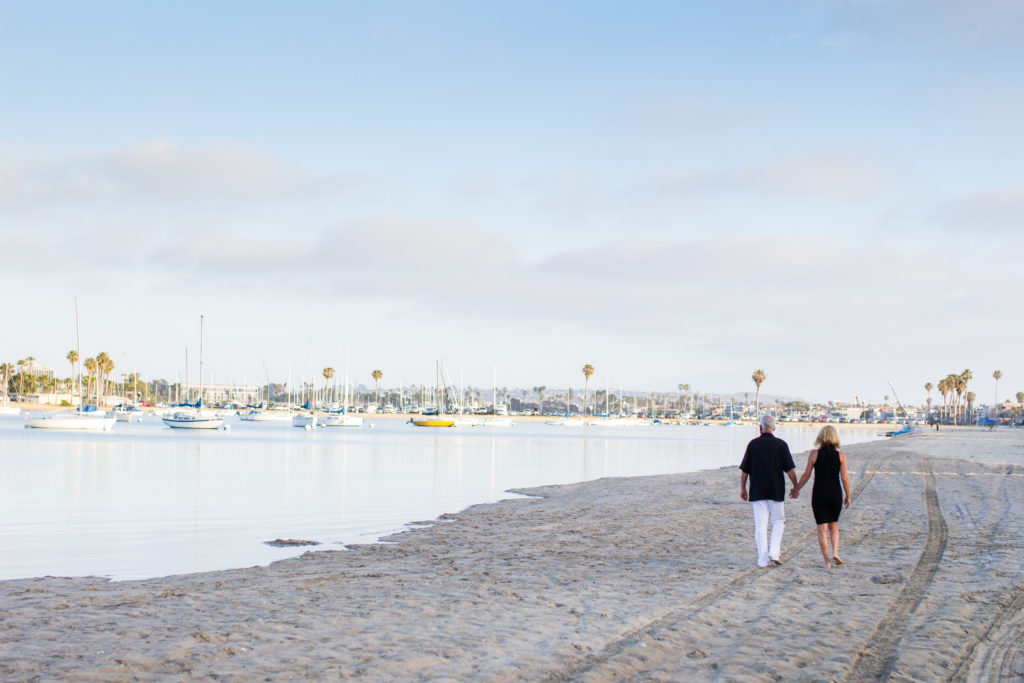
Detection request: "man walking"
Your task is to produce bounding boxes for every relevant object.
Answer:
[740,414,798,567]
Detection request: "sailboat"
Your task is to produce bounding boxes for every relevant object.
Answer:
[322,341,363,427]
[482,366,512,426]
[240,362,291,422]
[411,361,456,427]
[546,379,584,426]
[0,381,19,416]
[162,316,224,430]
[25,297,116,431]
[292,338,320,428]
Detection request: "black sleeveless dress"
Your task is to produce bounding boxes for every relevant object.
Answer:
[811,446,843,524]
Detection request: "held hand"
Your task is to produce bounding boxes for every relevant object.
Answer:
[790,486,800,499]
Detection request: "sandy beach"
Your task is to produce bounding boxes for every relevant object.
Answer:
[2,428,1022,681]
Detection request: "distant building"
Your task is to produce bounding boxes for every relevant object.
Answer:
[17,361,53,380]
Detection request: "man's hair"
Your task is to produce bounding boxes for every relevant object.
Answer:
[759,414,776,432]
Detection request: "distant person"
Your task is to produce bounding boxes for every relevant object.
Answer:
[739,415,798,567]
[791,425,851,569]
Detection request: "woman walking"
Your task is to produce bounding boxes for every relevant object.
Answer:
[792,425,851,569]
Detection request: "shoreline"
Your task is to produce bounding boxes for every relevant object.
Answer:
[2,429,1023,679]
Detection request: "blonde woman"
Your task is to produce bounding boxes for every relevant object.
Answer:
[792,425,851,569]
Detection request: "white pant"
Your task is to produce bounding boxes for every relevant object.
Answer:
[751,500,786,567]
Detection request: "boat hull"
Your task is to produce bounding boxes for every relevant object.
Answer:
[321,414,363,427]
[240,411,293,422]
[26,415,116,431]
[411,417,455,427]
[292,414,318,428]
[162,414,224,429]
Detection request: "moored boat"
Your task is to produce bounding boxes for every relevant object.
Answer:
[26,411,116,431]
[321,412,363,427]
[292,413,318,428]
[162,411,224,430]
[410,416,456,427]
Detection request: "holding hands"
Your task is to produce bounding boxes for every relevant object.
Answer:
[790,485,801,499]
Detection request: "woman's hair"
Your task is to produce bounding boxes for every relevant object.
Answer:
[815,425,840,448]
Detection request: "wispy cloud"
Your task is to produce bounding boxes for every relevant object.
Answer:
[819,30,859,49]
[937,184,1024,232]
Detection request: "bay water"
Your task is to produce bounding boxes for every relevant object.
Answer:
[0,415,881,581]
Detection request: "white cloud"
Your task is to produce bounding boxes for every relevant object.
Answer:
[0,140,359,206]
[938,184,1024,232]
[819,30,859,49]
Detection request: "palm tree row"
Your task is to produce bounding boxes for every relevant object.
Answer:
[935,369,973,425]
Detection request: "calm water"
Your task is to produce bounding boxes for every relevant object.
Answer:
[0,415,881,581]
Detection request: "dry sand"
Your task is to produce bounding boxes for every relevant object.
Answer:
[2,428,1023,681]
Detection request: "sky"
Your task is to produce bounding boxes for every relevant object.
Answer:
[1,0,1022,405]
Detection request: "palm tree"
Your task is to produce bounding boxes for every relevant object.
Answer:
[582,364,594,417]
[16,359,26,396]
[993,370,1002,406]
[95,352,113,406]
[322,367,335,405]
[534,385,546,414]
[0,362,12,399]
[83,357,97,403]
[966,391,976,424]
[67,350,79,400]
[371,369,383,407]
[1017,391,1024,405]
[751,369,766,418]
[924,382,933,420]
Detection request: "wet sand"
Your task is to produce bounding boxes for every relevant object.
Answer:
[2,428,1023,680]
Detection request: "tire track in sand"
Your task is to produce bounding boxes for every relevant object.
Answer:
[537,450,895,683]
[948,582,1024,681]
[845,458,947,682]
[947,464,1024,681]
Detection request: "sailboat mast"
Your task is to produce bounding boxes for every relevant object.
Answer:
[74,296,82,410]
[199,315,205,408]
[343,340,350,414]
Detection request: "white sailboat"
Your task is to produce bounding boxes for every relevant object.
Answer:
[25,297,116,431]
[162,315,224,430]
[240,362,292,422]
[482,366,512,426]
[546,378,584,426]
[323,341,363,427]
[293,338,320,428]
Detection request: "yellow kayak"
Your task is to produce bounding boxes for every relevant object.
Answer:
[410,417,456,427]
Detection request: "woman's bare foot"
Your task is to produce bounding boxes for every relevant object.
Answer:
[824,560,832,569]
[833,556,844,565]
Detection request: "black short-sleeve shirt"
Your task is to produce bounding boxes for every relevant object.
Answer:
[739,432,796,502]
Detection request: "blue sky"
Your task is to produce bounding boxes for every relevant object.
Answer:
[2,1,1022,403]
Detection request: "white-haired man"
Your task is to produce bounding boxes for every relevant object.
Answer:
[739,414,798,567]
